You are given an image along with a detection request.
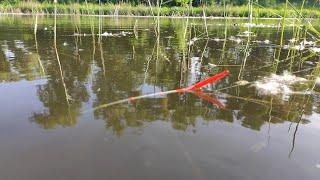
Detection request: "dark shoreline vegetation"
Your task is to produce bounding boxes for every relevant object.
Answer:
[1,1,320,18]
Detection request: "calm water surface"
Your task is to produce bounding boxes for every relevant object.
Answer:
[0,15,320,180]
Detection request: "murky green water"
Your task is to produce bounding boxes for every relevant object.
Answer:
[0,15,320,180]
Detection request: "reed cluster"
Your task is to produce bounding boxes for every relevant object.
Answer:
[1,1,320,18]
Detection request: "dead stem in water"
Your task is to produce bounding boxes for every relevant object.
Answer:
[288,94,311,158]
[34,13,45,76]
[54,1,70,107]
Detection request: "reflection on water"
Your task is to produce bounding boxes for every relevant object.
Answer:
[0,15,320,180]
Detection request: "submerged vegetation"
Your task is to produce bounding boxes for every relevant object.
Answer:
[0,1,320,18]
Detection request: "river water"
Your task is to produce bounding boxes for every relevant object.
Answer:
[0,15,320,180]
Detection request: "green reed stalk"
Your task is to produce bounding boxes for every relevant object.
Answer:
[273,0,290,73]
[34,14,45,76]
[98,0,102,42]
[202,6,208,38]
[54,0,70,107]
[218,0,228,65]
[280,0,289,47]
[238,0,253,80]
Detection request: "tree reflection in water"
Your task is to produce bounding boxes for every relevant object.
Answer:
[0,16,318,137]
